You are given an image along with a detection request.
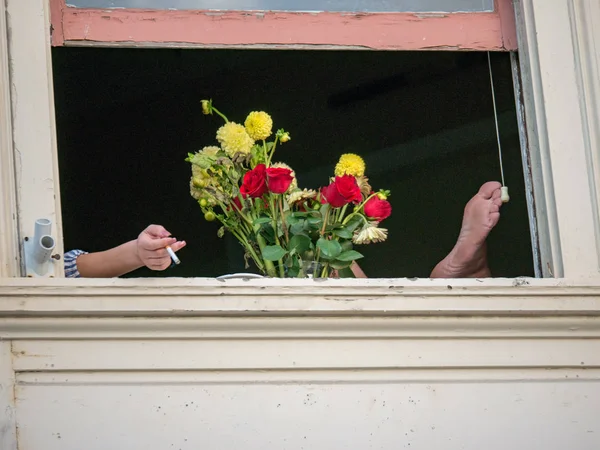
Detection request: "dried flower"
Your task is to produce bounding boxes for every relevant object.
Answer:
[216,122,254,157]
[352,221,388,245]
[335,153,366,177]
[287,188,317,205]
[244,111,273,141]
[356,176,372,198]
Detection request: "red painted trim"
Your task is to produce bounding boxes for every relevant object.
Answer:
[50,0,66,46]
[496,0,517,51]
[52,0,516,51]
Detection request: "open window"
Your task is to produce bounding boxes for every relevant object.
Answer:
[53,48,535,278]
[48,0,536,278]
[3,0,599,280]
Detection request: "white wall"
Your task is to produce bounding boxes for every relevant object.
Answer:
[2,278,600,450]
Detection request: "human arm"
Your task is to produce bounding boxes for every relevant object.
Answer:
[66,224,186,278]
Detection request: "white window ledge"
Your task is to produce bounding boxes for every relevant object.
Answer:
[1,277,600,319]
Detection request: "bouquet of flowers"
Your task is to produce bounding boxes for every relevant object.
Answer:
[187,100,392,278]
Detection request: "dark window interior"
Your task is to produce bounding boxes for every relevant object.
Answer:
[52,48,534,278]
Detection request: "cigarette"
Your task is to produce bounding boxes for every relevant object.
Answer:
[165,245,181,265]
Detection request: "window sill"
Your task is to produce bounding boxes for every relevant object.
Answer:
[1,277,600,318]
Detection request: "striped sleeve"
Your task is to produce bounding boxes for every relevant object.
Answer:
[64,249,88,278]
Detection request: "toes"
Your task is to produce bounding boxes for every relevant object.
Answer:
[490,203,500,213]
[478,181,502,199]
[489,210,501,225]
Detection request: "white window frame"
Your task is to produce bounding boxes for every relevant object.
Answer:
[1,0,599,282]
[1,0,64,278]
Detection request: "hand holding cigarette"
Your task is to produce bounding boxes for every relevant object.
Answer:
[136,224,186,271]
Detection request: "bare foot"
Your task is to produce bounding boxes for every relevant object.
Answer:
[351,261,367,278]
[431,181,503,278]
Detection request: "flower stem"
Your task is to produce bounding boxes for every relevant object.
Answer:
[315,207,331,266]
[255,232,277,277]
[231,229,264,272]
[263,195,285,278]
[342,194,377,225]
[266,136,279,166]
[338,204,348,223]
[320,263,330,278]
[211,106,229,123]
[320,207,330,236]
[278,196,289,243]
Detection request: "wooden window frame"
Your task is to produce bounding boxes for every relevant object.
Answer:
[49,0,517,50]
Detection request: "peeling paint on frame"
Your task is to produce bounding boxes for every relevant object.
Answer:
[50,0,518,50]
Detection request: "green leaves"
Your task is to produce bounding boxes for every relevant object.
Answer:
[315,238,363,272]
[316,238,342,259]
[332,227,353,239]
[289,234,311,254]
[337,250,364,261]
[253,216,272,226]
[287,212,322,235]
[261,245,287,261]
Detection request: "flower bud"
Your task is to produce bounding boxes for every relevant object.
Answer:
[201,100,212,115]
[199,198,208,207]
[204,211,216,221]
[276,129,291,143]
[376,189,390,200]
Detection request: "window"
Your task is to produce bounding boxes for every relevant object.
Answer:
[2,0,600,280]
[53,48,534,278]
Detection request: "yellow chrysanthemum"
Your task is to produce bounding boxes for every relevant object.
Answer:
[270,162,298,193]
[335,153,366,177]
[216,122,254,157]
[244,111,273,141]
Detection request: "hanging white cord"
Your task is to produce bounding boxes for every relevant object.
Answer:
[487,52,510,203]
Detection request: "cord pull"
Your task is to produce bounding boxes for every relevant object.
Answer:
[501,186,510,203]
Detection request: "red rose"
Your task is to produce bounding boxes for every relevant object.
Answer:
[364,195,392,221]
[266,167,294,194]
[320,175,362,208]
[240,164,268,198]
